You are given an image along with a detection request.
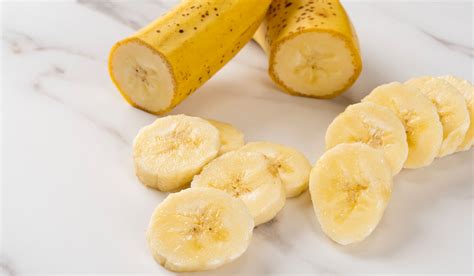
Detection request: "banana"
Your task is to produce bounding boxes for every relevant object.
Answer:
[405,76,470,157]
[207,119,245,155]
[253,0,362,98]
[325,102,408,175]
[239,141,312,198]
[439,75,474,151]
[133,115,220,191]
[146,187,254,272]
[109,0,272,114]
[191,151,286,226]
[309,143,392,245]
[362,82,443,169]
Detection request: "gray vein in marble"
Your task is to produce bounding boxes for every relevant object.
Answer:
[77,0,141,30]
[0,261,15,276]
[420,29,473,58]
[2,30,100,61]
[31,66,129,146]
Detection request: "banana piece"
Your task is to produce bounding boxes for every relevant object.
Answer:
[439,75,474,151]
[362,82,443,169]
[207,119,245,155]
[191,151,286,226]
[254,0,362,98]
[309,143,392,245]
[405,76,470,157]
[109,0,271,114]
[325,102,408,175]
[146,187,254,272]
[239,141,312,197]
[133,115,220,191]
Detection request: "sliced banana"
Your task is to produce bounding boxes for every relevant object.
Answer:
[362,82,443,169]
[146,187,254,272]
[405,76,470,157]
[191,151,286,226]
[133,115,220,191]
[325,102,408,175]
[239,141,312,198]
[309,143,393,245]
[439,75,474,151]
[207,119,245,155]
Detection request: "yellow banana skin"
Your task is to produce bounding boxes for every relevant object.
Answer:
[254,0,362,99]
[109,0,271,115]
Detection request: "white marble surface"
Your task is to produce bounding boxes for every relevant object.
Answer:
[1,0,473,275]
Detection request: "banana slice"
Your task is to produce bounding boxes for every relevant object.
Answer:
[146,187,254,272]
[362,82,443,169]
[207,119,245,155]
[309,143,393,245]
[325,102,408,175]
[191,151,285,226]
[239,141,312,198]
[405,76,470,157]
[133,115,220,191]
[439,75,474,151]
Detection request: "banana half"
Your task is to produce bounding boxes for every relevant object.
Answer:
[146,187,254,272]
[309,143,393,245]
[191,151,286,226]
[240,141,312,198]
[363,82,443,169]
[405,76,470,157]
[133,115,220,191]
[439,75,474,151]
[207,119,245,155]
[326,102,408,175]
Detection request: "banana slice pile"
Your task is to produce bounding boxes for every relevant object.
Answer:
[311,75,473,245]
[134,114,311,271]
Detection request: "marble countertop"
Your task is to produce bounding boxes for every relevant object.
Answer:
[1,0,472,274]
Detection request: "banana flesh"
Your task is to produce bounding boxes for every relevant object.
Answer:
[146,187,254,272]
[207,119,245,155]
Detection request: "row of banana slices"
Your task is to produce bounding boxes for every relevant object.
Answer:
[310,75,473,245]
[133,114,312,272]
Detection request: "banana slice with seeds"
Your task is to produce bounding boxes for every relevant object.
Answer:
[146,187,254,272]
[207,119,245,155]
[405,76,470,157]
[191,151,286,226]
[309,143,393,245]
[240,141,312,198]
[439,75,474,151]
[362,82,443,169]
[325,102,408,175]
[133,115,220,191]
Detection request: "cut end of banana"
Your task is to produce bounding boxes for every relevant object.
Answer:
[191,151,285,226]
[363,82,443,169]
[109,39,175,114]
[405,76,470,157]
[309,143,392,245]
[271,31,360,98]
[207,120,245,155]
[146,187,254,272]
[326,102,408,175]
[133,115,220,191]
[240,141,312,198]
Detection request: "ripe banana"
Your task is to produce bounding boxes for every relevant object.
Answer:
[146,187,254,272]
[405,77,470,157]
[253,0,362,98]
[191,151,286,226]
[133,115,220,191]
[109,0,272,114]
[325,102,408,175]
[239,141,312,198]
[439,75,474,151]
[362,82,443,169]
[309,143,392,245]
[207,119,245,155]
